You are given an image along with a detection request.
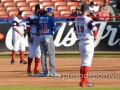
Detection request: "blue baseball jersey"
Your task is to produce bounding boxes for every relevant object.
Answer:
[37,14,61,35]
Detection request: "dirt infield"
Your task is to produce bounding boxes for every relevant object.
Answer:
[0,57,120,87]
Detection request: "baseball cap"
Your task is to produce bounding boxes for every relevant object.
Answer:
[35,4,43,11]
[46,8,54,13]
[81,5,89,11]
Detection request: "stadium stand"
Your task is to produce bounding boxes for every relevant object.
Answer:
[0,0,119,21]
[6,6,18,12]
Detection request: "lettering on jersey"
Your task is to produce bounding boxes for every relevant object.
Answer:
[39,29,49,34]
[39,17,49,23]
[39,17,49,34]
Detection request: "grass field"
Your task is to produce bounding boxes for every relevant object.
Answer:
[0,53,120,58]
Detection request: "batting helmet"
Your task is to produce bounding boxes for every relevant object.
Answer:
[46,8,54,13]
[35,4,43,11]
[104,0,109,3]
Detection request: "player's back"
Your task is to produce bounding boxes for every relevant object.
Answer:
[74,15,94,40]
[38,14,55,35]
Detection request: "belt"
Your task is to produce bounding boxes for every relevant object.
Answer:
[31,33,40,36]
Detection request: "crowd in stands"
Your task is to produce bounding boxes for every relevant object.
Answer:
[0,0,116,22]
[68,0,115,21]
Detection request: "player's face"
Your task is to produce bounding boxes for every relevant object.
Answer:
[49,12,53,17]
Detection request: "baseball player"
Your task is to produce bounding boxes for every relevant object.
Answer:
[11,11,27,65]
[26,4,44,76]
[34,8,62,77]
[74,5,98,87]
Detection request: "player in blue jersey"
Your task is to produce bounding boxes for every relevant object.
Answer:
[34,8,62,77]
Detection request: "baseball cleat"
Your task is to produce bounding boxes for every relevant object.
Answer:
[27,68,32,76]
[27,72,32,76]
[20,60,27,64]
[79,82,93,87]
[49,73,61,77]
[11,59,15,65]
[34,71,49,77]
[34,69,40,74]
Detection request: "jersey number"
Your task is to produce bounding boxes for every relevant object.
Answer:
[77,25,84,33]
[40,23,47,30]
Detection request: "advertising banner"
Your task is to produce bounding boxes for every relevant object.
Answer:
[0,21,120,52]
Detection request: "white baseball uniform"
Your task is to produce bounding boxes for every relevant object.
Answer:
[12,16,25,52]
[26,13,41,58]
[74,15,98,66]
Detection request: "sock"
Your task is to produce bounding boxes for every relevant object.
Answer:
[20,51,24,61]
[34,57,40,71]
[80,66,84,84]
[82,66,89,84]
[27,57,33,69]
[12,50,16,60]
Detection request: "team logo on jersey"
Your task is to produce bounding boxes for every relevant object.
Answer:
[0,33,4,40]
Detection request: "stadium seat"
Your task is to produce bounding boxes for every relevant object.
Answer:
[8,11,18,17]
[24,10,32,17]
[0,3,3,7]
[54,2,67,8]
[0,11,8,16]
[41,2,53,7]
[51,0,64,3]
[4,2,16,8]
[69,6,77,12]
[39,0,51,3]
[67,2,79,7]
[0,11,9,20]
[54,10,60,17]
[44,6,57,11]
[19,6,31,11]
[0,6,5,11]
[1,0,13,3]
[57,6,69,11]
[16,1,28,7]
[26,0,39,3]
[60,11,71,16]
[6,6,18,12]
[31,6,35,11]
[13,0,25,3]
[28,1,39,8]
